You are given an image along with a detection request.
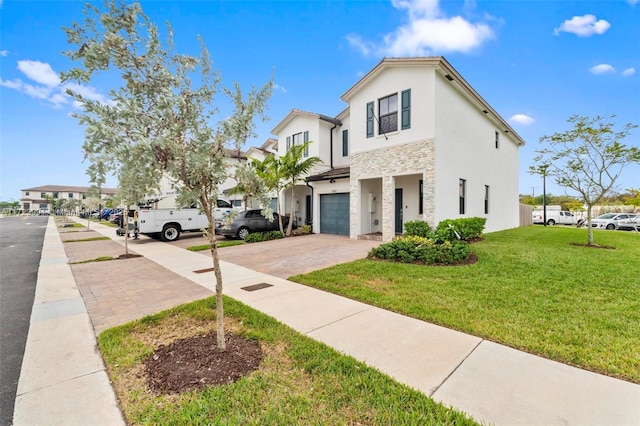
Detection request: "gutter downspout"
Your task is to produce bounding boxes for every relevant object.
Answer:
[329,123,337,170]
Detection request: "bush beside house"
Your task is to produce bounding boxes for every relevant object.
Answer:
[369,217,486,265]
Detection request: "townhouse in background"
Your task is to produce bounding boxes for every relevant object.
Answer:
[20,185,118,213]
[273,56,525,242]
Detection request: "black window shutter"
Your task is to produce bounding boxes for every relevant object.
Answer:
[366,102,374,138]
[401,89,411,130]
[342,129,348,156]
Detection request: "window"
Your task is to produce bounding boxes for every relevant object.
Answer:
[40,192,46,198]
[286,136,291,152]
[401,89,411,130]
[68,193,74,199]
[25,191,30,196]
[82,194,86,200]
[53,192,59,199]
[484,185,490,214]
[293,132,302,153]
[303,131,309,157]
[495,131,500,149]
[342,129,349,157]
[459,179,466,215]
[419,180,423,215]
[378,93,398,134]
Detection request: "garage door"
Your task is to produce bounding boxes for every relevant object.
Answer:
[320,193,350,235]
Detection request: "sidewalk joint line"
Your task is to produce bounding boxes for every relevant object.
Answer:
[304,306,375,335]
[429,338,484,397]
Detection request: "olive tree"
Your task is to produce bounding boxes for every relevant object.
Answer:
[532,114,639,245]
[61,0,271,350]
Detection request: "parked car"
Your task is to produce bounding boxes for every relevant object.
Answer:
[590,213,634,230]
[532,210,577,226]
[616,214,639,231]
[215,209,290,240]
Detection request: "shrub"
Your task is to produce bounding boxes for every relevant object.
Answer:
[435,217,486,242]
[245,230,284,243]
[368,236,471,265]
[404,220,432,238]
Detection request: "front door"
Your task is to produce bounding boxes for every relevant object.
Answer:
[395,188,403,234]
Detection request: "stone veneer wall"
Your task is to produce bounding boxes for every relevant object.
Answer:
[350,139,435,241]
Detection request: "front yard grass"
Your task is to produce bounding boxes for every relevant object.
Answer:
[100,297,477,425]
[290,226,640,384]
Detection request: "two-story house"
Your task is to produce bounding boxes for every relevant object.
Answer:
[20,185,118,214]
[272,57,525,242]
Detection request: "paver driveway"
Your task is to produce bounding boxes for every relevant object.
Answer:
[171,233,381,279]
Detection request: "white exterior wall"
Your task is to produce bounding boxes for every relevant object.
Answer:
[433,73,520,232]
[332,114,350,169]
[348,66,436,155]
[276,114,330,176]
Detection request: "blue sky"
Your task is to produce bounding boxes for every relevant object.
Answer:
[1,0,639,202]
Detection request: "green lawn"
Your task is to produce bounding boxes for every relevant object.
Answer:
[290,226,640,383]
[100,297,477,425]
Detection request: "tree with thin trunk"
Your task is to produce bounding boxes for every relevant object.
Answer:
[532,114,639,245]
[280,140,322,236]
[61,0,271,351]
[229,161,271,213]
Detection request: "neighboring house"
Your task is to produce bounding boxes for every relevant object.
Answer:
[20,185,118,213]
[151,139,279,210]
[271,56,526,242]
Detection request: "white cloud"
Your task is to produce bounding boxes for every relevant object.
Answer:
[1,59,111,109]
[589,64,615,75]
[622,67,636,77]
[628,0,639,5]
[347,0,495,57]
[553,14,610,37]
[17,60,61,86]
[272,83,287,94]
[0,50,8,57]
[509,114,534,126]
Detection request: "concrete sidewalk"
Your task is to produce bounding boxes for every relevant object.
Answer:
[14,218,640,425]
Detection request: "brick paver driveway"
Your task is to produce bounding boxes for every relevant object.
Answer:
[171,233,381,279]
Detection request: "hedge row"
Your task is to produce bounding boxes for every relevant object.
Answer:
[244,230,284,243]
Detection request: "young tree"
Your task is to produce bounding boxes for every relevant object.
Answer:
[61,0,271,350]
[532,114,639,245]
[229,161,271,213]
[280,141,322,236]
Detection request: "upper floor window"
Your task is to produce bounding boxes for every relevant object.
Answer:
[495,131,500,149]
[484,185,490,214]
[379,93,398,134]
[342,129,349,157]
[40,192,46,198]
[25,191,30,196]
[82,194,87,200]
[288,131,310,156]
[68,193,74,199]
[53,192,59,199]
[459,179,466,215]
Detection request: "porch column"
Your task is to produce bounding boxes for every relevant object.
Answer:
[381,175,395,242]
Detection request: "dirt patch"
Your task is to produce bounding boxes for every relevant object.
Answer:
[116,253,143,260]
[570,243,615,250]
[145,332,262,394]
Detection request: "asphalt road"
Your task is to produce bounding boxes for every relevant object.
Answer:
[0,215,48,426]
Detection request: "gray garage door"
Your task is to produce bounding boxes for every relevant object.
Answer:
[320,193,350,235]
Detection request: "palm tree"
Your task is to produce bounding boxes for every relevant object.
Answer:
[281,141,322,236]
[252,154,287,233]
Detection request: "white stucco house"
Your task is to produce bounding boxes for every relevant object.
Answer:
[272,56,526,242]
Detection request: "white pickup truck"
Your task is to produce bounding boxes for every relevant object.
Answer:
[137,200,234,241]
[532,210,577,226]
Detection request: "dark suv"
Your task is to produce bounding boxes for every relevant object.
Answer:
[215,209,289,240]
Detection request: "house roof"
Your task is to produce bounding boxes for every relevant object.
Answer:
[21,185,118,194]
[306,166,350,182]
[340,56,526,147]
[271,108,342,135]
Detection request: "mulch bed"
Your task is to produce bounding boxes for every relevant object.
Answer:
[145,333,262,394]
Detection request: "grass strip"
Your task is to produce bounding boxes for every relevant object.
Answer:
[187,241,245,251]
[70,256,114,264]
[291,226,640,384]
[64,236,111,243]
[100,296,477,425]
